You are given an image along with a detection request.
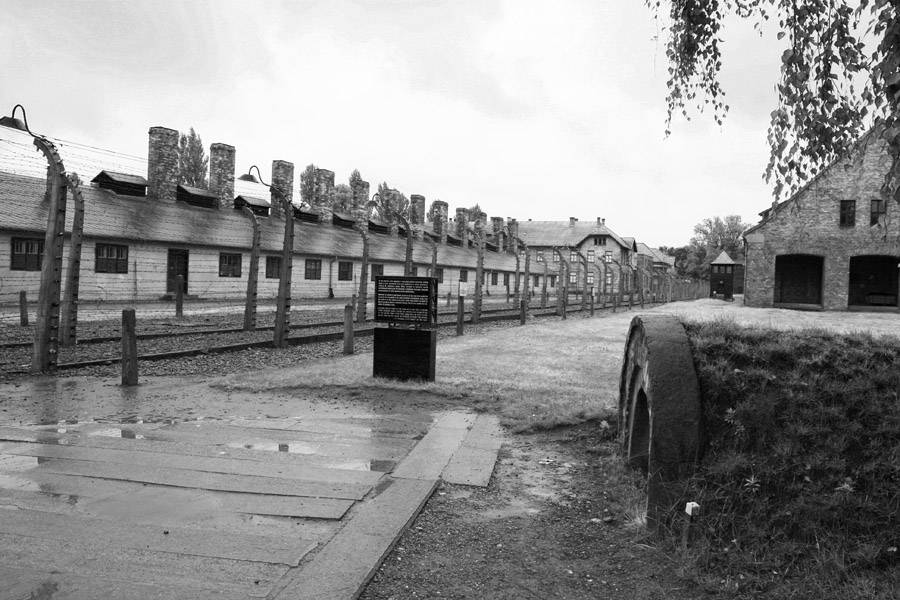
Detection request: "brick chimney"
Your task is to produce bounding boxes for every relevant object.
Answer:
[270,160,294,219]
[315,168,335,204]
[455,208,469,240]
[597,217,605,227]
[351,179,370,210]
[431,200,448,244]
[313,168,334,223]
[507,218,519,254]
[208,143,235,209]
[410,194,426,225]
[147,126,179,202]
[490,216,505,251]
[569,217,578,227]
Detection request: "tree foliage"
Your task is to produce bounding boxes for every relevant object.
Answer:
[650,1,900,201]
[176,127,208,188]
[374,182,409,222]
[332,183,354,213]
[348,169,367,209]
[691,214,748,256]
[662,214,749,278]
[299,164,318,208]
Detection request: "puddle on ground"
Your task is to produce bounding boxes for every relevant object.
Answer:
[228,440,319,455]
[87,427,145,440]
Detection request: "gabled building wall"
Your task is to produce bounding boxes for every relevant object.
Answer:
[745,133,900,310]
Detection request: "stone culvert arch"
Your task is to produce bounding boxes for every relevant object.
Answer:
[619,315,703,530]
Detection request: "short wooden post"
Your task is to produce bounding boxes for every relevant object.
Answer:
[175,275,184,319]
[343,304,354,355]
[19,291,28,326]
[519,298,527,325]
[456,296,465,336]
[590,287,595,317]
[121,309,138,386]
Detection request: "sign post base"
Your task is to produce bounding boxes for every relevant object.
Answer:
[373,327,437,381]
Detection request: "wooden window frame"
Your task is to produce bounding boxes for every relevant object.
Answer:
[337,261,353,281]
[305,258,322,280]
[265,256,281,279]
[10,237,44,271]
[839,200,856,227]
[218,253,242,277]
[95,243,129,274]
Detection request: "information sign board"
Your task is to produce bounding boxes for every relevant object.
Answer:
[374,276,438,324]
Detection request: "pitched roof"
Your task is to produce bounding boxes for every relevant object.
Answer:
[710,250,735,265]
[0,123,280,205]
[744,126,882,236]
[235,195,269,208]
[91,170,148,186]
[516,219,630,249]
[0,172,519,270]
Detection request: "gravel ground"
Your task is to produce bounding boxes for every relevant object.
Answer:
[0,309,586,382]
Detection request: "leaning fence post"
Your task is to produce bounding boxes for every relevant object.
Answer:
[19,291,28,326]
[175,275,184,319]
[121,309,138,386]
[343,304,354,355]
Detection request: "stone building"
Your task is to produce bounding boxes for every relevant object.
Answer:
[515,217,645,297]
[0,123,524,304]
[744,129,900,310]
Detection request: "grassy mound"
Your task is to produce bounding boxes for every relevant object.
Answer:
[681,319,899,598]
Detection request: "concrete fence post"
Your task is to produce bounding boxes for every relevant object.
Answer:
[456,296,465,336]
[175,275,184,319]
[343,304,354,355]
[121,309,138,386]
[19,291,28,326]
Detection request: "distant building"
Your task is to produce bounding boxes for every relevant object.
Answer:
[744,129,899,310]
[513,218,673,299]
[709,250,735,300]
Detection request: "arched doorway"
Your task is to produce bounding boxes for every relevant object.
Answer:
[848,255,899,308]
[774,254,823,306]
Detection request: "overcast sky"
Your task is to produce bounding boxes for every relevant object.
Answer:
[2,0,784,247]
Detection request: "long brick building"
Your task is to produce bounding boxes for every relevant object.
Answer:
[0,121,670,305]
[744,129,900,310]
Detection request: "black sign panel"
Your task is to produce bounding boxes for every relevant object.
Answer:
[374,276,438,324]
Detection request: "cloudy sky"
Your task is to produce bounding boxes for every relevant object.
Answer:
[2,0,783,247]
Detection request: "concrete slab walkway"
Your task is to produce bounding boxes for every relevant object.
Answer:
[0,379,503,600]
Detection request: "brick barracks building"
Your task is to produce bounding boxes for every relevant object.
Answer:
[744,129,900,311]
[0,121,671,305]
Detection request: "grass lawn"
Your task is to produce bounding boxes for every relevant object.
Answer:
[680,317,900,599]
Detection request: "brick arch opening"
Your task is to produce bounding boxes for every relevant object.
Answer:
[848,255,899,308]
[627,386,650,474]
[774,254,823,306]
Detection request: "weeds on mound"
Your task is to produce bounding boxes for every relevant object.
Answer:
[675,319,900,598]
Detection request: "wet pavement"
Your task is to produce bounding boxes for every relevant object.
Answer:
[0,374,502,599]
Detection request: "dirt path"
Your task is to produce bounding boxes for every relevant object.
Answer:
[360,423,692,600]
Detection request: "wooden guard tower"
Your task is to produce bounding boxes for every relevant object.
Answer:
[710,250,735,301]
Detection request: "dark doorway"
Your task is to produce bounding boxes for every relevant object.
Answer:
[166,249,189,294]
[848,255,899,307]
[774,254,823,305]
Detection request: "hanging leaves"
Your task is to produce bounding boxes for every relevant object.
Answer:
[649,0,900,203]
